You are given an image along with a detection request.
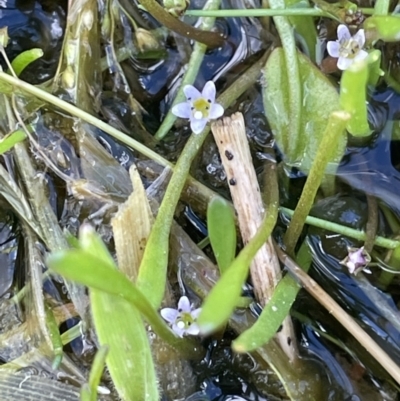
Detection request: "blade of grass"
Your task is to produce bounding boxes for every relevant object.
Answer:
[46,248,199,358]
[207,197,236,274]
[233,241,312,352]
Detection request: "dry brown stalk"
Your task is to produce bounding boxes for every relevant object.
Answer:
[211,112,297,361]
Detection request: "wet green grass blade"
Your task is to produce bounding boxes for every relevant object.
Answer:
[80,346,108,401]
[198,204,278,335]
[47,250,172,342]
[47,230,159,401]
[207,197,236,274]
[0,129,26,154]
[10,48,43,76]
[91,291,158,401]
[232,241,312,352]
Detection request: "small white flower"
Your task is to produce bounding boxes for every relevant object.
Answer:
[327,24,368,70]
[340,246,371,275]
[160,296,201,337]
[171,81,224,134]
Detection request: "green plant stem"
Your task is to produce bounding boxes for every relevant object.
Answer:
[185,8,332,17]
[0,72,170,167]
[280,207,400,249]
[155,0,222,140]
[185,6,376,17]
[283,111,350,255]
[136,53,270,309]
[269,0,302,159]
[374,0,390,15]
[137,0,224,47]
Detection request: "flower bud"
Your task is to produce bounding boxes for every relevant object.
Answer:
[135,28,159,53]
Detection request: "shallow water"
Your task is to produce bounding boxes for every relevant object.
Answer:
[1,1,400,400]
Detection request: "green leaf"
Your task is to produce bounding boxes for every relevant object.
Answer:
[91,292,158,401]
[364,16,400,42]
[46,248,197,356]
[10,48,43,76]
[81,346,109,401]
[198,205,278,335]
[47,248,159,401]
[207,197,236,274]
[286,1,317,62]
[232,241,312,352]
[263,48,346,172]
[47,250,165,334]
[340,59,371,137]
[0,129,26,154]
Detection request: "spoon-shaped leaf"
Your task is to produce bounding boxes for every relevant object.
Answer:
[207,197,236,274]
[263,48,345,172]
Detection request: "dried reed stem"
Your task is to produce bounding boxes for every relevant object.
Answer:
[211,112,297,361]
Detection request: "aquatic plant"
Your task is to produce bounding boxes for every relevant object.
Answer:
[2,0,400,400]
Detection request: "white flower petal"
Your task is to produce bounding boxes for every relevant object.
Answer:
[183,85,202,101]
[354,49,368,62]
[337,24,351,41]
[353,29,365,47]
[209,103,224,120]
[160,308,179,323]
[190,118,208,134]
[327,41,340,58]
[177,296,191,313]
[191,308,202,319]
[171,102,192,119]
[337,56,353,70]
[186,323,200,336]
[201,81,216,102]
[172,323,185,338]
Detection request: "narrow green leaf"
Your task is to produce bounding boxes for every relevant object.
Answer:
[45,304,64,370]
[198,204,278,335]
[0,129,26,154]
[46,250,197,356]
[47,251,167,335]
[340,59,371,137]
[233,241,312,352]
[83,346,109,401]
[10,48,43,76]
[233,275,300,352]
[91,291,158,401]
[263,48,345,172]
[207,197,236,274]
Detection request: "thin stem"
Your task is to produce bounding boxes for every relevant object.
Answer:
[283,111,350,255]
[185,8,333,17]
[136,0,224,47]
[155,0,223,140]
[0,72,171,168]
[364,195,378,253]
[280,207,400,249]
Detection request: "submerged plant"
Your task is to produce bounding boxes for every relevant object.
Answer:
[161,296,201,337]
[327,24,368,70]
[171,81,224,134]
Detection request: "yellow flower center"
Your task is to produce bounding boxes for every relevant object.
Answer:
[339,38,360,60]
[176,312,196,329]
[192,97,211,119]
